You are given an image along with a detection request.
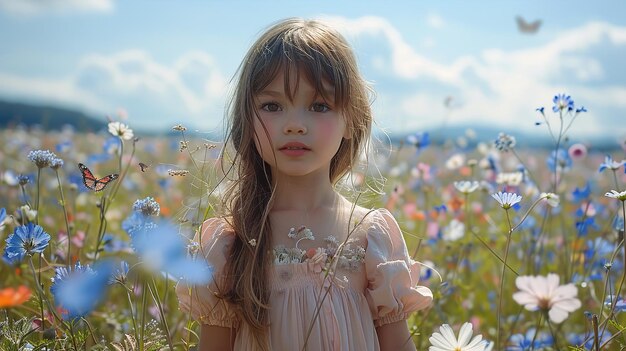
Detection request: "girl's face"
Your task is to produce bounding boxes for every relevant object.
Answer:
[253,71,349,181]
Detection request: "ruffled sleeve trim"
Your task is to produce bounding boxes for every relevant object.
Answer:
[176,217,240,327]
[365,209,433,327]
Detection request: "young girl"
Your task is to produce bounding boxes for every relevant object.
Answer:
[176,18,432,351]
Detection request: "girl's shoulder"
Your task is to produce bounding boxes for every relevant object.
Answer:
[194,217,236,261]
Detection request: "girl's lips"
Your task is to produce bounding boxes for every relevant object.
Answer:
[280,148,309,157]
[279,142,310,150]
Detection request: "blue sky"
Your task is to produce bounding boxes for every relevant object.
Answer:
[1,0,625,141]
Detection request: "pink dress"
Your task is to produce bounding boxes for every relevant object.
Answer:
[176,208,433,350]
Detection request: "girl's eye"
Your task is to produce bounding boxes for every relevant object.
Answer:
[261,102,281,112]
[311,103,330,113]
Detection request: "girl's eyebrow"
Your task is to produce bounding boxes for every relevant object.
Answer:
[257,90,283,97]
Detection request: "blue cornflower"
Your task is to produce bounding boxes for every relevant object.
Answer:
[132,220,212,284]
[3,223,51,262]
[552,93,574,112]
[575,106,587,113]
[536,107,545,114]
[604,295,626,314]
[132,197,160,217]
[494,132,516,152]
[50,261,111,320]
[507,328,552,350]
[568,331,612,350]
[547,148,572,173]
[406,132,430,151]
[576,217,599,236]
[598,155,624,172]
[108,261,130,285]
[572,182,591,202]
[27,150,61,169]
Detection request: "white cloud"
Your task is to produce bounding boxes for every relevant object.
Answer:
[0,0,113,16]
[0,50,229,131]
[325,16,626,138]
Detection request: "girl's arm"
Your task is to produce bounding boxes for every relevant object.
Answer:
[199,325,236,351]
[376,320,417,351]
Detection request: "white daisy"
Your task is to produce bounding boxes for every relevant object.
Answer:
[605,190,626,202]
[108,121,134,140]
[540,192,560,207]
[429,322,489,351]
[454,181,480,194]
[491,192,522,210]
[512,273,581,323]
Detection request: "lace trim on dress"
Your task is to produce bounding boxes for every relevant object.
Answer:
[273,233,366,272]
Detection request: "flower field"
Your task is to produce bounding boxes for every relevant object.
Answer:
[1,96,626,350]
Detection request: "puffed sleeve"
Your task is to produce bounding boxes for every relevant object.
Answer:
[175,217,240,328]
[365,209,433,327]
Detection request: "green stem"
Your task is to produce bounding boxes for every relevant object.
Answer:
[546,316,561,351]
[92,198,108,262]
[35,168,41,225]
[148,278,174,350]
[55,169,73,266]
[497,209,514,350]
[69,321,79,351]
[140,276,148,351]
[529,313,543,351]
[124,285,140,345]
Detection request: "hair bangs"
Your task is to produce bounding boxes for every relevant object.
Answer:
[249,26,349,110]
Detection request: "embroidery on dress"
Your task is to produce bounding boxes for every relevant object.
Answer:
[273,227,365,272]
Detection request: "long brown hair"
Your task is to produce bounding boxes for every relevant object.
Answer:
[219,18,372,349]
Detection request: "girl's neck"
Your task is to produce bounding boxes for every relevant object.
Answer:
[271,175,340,212]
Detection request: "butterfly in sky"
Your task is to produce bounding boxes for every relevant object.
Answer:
[516,16,542,34]
[138,162,150,172]
[78,163,119,192]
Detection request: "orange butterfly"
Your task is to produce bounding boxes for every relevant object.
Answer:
[78,163,119,192]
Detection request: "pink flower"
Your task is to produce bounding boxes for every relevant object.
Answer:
[512,273,581,323]
[568,143,587,160]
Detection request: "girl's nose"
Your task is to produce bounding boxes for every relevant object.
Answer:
[283,113,307,135]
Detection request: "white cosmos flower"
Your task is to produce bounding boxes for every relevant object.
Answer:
[446,153,466,170]
[108,121,134,140]
[454,181,479,194]
[540,192,560,207]
[429,322,489,351]
[491,192,522,210]
[443,219,465,242]
[512,273,581,323]
[605,190,626,201]
[496,172,524,186]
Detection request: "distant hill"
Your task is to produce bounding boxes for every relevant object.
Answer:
[0,100,107,132]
